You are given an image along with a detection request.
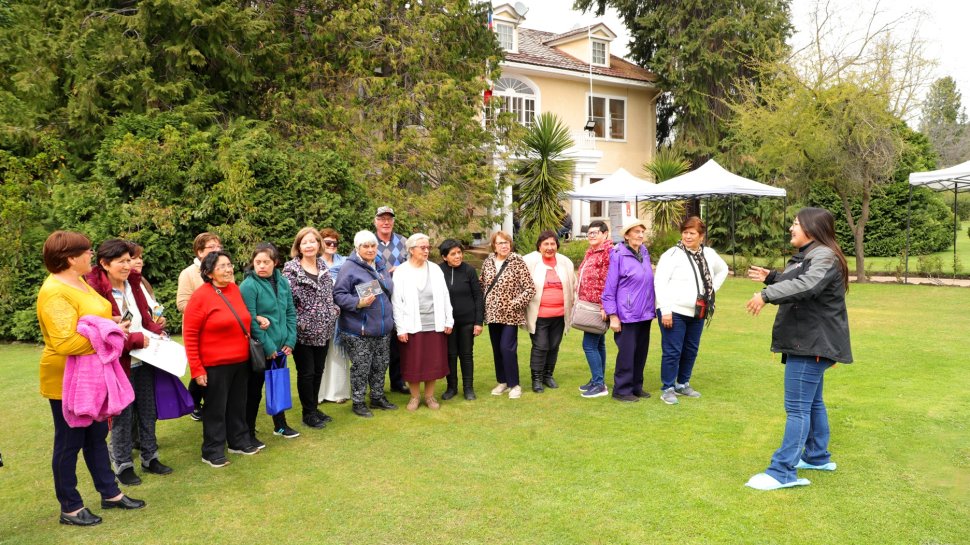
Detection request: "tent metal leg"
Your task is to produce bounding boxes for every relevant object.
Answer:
[905,185,912,284]
[731,196,737,275]
[954,186,959,280]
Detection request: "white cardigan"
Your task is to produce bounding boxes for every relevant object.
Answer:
[391,260,454,335]
[522,251,577,334]
[654,245,728,318]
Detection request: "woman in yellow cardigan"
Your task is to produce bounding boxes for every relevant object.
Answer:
[37,231,145,527]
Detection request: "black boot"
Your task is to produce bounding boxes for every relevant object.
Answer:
[543,362,559,389]
[463,377,476,400]
[441,374,458,401]
[531,370,544,393]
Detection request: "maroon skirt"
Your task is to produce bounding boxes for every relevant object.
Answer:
[400,331,449,382]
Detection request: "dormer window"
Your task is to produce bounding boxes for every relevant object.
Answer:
[591,40,608,66]
[496,23,515,51]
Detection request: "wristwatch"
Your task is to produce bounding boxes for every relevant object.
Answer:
[760,289,769,303]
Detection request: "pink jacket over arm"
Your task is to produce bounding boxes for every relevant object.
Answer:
[61,315,134,427]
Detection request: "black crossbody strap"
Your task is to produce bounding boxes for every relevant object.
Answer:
[484,259,509,299]
[214,287,251,340]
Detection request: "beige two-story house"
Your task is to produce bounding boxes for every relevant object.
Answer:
[490,2,659,238]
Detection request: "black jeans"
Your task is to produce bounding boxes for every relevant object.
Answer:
[446,323,475,388]
[50,400,121,512]
[246,368,287,436]
[201,362,250,461]
[529,316,565,373]
[293,343,328,419]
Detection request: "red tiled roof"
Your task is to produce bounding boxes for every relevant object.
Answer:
[504,28,656,84]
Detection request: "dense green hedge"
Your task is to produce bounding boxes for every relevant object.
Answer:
[808,181,953,256]
[2,116,372,341]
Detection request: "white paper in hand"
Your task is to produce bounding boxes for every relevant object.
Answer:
[130,333,187,377]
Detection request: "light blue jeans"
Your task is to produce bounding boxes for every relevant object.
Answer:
[582,331,607,386]
[766,355,833,483]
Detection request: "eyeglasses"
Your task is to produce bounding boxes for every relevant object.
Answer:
[204,244,222,251]
[587,230,601,236]
[215,263,234,271]
[323,240,337,247]
[494,241,511,246]
[414,245,430,251]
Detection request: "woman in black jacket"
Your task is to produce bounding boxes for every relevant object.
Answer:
[743,207,852,491]
[438,240,484,400]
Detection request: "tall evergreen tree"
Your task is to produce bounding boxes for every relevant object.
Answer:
[575,0,792,158]
[920,76,970,167]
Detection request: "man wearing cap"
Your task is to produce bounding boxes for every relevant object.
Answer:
[374,206,410,394]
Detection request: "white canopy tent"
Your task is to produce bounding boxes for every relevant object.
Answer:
[644,159,787,272]
[647,159,788,200]
[905,160,970,282]
[566,167,657,201]
[564,160,787,270]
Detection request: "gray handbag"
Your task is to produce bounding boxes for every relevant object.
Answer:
[571,299,608,334]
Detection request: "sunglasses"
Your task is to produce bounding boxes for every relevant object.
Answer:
[323,240,337,247]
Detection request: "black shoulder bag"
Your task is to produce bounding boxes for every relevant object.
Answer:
[214,287,266,372]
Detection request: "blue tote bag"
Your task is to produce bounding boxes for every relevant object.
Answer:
[264,353,293,415]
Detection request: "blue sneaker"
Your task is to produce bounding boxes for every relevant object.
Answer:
[578,381,593,392]
[581,383,609,398]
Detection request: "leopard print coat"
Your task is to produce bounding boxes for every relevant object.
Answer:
[479,253,536,326]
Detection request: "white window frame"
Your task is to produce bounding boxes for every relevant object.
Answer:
[496,23,515,52]
[591,40,608,66]
[586,93,626,142]
[492,76,539,127]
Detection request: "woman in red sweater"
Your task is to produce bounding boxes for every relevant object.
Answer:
[182,251,255,468]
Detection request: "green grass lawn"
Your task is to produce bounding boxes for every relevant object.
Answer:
[862,221,970,276]
[1,278,968,544]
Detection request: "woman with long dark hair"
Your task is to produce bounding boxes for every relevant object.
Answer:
[744,207,852,490]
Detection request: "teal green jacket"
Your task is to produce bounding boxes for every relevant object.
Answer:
[239,269,297,357]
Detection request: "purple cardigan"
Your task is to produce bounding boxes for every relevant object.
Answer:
[601,242,656,323]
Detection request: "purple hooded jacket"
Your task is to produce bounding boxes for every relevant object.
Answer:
[601,242,656,323]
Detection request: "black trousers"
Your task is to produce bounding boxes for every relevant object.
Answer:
[246,368,287,436]
[293,343,328,418]
[446,323,475,388]
[387,336,404,388]
[188,379,206,410]
[201,362,250,461]
[529,316,565,373]
[50,400,120,512]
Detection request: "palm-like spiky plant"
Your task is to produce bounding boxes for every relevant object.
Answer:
[643,147,691,232]
[515,112,576,232]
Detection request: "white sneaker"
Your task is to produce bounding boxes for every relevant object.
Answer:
[508,385,522,399]
[491,383,509,396]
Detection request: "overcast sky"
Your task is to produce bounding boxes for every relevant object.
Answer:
[506,0,970,123]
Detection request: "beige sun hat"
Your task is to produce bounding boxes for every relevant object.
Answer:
[620,218,649,237]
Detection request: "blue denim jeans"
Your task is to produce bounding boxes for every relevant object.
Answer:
[659,312,705,390]
[766,355,833,483]
[582,332,607,386]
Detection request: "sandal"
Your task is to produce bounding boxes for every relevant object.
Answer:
[425,396,440,410]
[406,397,420,411]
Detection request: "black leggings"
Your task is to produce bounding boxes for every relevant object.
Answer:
[446,323,475,387]
[292,343,328,418]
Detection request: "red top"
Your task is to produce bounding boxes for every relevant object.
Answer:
[578,240,613,304]
[537,266,565,318]
[182,282,252,378]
